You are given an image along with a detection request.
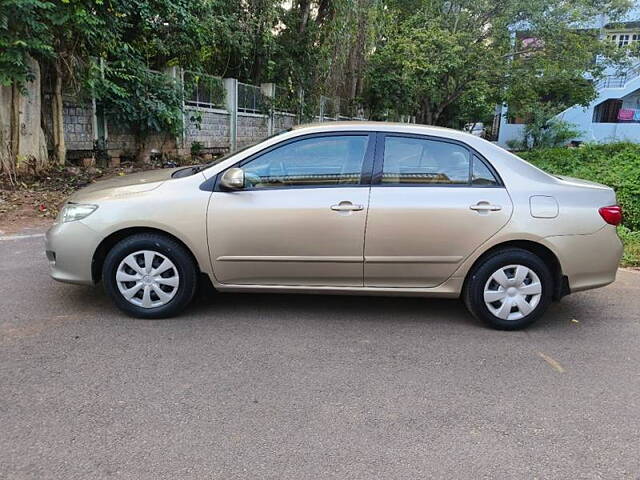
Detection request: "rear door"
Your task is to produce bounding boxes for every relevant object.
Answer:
[208,132,375,286]
[364,133,513,287]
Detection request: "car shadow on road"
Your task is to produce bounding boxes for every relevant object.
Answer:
[186,285,572,333]
[54,277,577,333]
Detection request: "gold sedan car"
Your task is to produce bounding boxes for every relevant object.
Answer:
[46,123,623,329]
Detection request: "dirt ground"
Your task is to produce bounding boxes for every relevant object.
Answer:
[0,164,161,235]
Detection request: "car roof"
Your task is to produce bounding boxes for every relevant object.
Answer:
[289,121,489,147]
[292,121,455,134]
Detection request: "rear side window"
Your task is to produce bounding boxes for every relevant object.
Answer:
[472,155,499,186]
[381,136,470,184]
[241,135,369,188]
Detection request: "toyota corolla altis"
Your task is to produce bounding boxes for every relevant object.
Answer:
[46,123,623,329]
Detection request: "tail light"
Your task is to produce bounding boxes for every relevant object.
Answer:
[599,205,623,226]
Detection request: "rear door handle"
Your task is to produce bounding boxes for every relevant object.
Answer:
[470,202,502,212]
[331,201,364,212]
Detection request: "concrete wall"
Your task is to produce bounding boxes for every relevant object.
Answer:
[237,113,269,148]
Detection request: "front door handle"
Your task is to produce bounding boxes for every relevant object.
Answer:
[470,202,502,212]
[331,201,364,212]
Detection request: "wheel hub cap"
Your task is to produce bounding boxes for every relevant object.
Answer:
[483,264,542,321]
[115,250,180,309]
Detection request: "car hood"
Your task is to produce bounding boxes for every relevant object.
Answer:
[69,168,181,202]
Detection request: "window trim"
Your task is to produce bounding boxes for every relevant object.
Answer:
[371,132,504,188]
[213,131,376,192]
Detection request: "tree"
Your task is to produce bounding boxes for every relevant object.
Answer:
[363,0,634,128]
[0,0,53,174]
[42,0,110,165]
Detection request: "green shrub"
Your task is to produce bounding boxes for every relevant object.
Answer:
[519,143,640,231]
[523,119,582,149]
[618,226,640,267]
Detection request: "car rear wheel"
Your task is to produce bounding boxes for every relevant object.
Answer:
[463,248,553,330]
[102,233,197,318]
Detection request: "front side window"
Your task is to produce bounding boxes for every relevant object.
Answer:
[381,136,470,184]
[241,135,369,188]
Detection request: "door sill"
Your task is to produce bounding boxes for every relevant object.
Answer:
[214,279,463,298]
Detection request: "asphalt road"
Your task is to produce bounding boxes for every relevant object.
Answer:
[1,233,640,479]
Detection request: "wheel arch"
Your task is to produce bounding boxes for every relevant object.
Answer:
[91,227,202,284]
[462,239,569,300]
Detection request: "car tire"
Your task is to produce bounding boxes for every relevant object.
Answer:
[463,248,553,330]
[102,233,198,319]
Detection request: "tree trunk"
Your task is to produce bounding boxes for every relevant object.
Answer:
[10,83,20,168]
[298,0,311,33]
[135,130,149,164]
[52,61,66,165]
[0,85,17,179]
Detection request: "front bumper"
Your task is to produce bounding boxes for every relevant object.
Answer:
[545,225,624,293]
[45,221,101,285]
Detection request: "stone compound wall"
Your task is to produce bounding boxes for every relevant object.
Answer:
[274,113,297,133]
[184,107,230,153]
[107,121,176,162]
[237,113,269,148]
[59,101,299,160]
[62,102,94,151]
[106,120,136,155]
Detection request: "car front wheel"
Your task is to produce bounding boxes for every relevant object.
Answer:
[102,233,198,319]
[463,248,553,330]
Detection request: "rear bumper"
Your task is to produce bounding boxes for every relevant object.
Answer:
[45,221,100,285]
[545,226,623,293]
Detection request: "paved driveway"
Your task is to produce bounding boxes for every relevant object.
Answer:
[1,234,640,479]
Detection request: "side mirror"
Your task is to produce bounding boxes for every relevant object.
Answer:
[220,167,245,190]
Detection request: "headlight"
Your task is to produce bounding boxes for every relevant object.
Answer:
[57,203,98,223]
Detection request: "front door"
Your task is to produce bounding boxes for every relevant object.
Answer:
[208,133,374,286]
[364,134,513,287]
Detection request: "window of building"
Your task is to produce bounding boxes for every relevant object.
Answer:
[607,32,640,47]
[593,99,623,123]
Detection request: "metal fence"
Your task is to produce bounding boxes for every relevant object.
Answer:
[274,85,298,114]
[238,82,265,114]
[183,71,225,108]
[319,96,338,121]
[595,64,640,89]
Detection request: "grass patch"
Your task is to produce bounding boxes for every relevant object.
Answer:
[619,226,640,268]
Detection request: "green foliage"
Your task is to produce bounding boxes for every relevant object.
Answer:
[508,117,582,150]
[617,226,640,267]
[0,0,53,88]
[364,0,635,127]
[2,0,639,168]
[520,143,640,231]
[190,141,204,157]
[94,60,184,136]
[364,10,504,125]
